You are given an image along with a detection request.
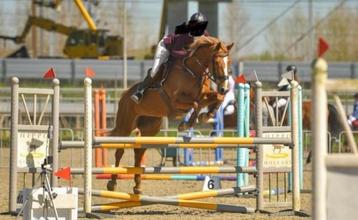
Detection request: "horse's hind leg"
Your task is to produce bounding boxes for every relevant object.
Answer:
[133,116,162,194]
[106,149,125,191]
[133,148,146,194]
[107,117,136,191]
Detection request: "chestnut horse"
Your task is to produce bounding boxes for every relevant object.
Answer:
[108,36,233,194]
[303,100,342,163]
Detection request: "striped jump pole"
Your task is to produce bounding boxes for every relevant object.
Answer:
[79,186,256,213]
[82,186,255,201]
[61,141,246,149]
[96,174,237,181]
[93,136,292,145]
[71,166,257,175]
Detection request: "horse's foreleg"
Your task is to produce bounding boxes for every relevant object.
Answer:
[178,102,199,131]
[198,93,224,123]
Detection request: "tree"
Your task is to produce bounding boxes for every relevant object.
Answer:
[316,6,358,61]
[265,7,309,61]
[222,0,252,60]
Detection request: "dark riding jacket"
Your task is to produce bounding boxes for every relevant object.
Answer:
[163,33,194,58]
[163,28,209,58]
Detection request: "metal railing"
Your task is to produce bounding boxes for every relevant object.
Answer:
[1,58,357,83]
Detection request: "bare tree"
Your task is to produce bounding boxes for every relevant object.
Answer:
[265,7,309,60]
[316,6,358,61]
[223,0,251,60]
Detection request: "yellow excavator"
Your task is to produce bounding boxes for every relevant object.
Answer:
[0,0,122,58]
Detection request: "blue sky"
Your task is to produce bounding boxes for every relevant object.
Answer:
[1,0,357,55]
[131,0,357,54]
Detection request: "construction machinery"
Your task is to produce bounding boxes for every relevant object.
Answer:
[0,0,122,58]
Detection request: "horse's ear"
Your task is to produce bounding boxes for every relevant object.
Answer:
[226,43,234,51]
[213,42,221,51]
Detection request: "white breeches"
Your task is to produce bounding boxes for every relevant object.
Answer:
[273,98,288,109]
[222,91,235,115]
[150,39,169,77]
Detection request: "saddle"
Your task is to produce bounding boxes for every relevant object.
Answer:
[149,58,177,89]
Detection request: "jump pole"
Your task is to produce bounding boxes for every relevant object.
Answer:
[312,58,328,220]
[85,186,256,201]
[71,166,257,175]
[79,186,256,213]
[290,80,300,211]
[60,141,248,149]
[95,174,238,181]
[84,78,93,214]
[93,136,292,145]
[94,88,108,167]
[237,83,250,188]
[213,105,224,164]
[255,81,264,211]
[9,78,19,214]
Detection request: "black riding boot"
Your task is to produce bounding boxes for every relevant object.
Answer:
[131,72,153,104]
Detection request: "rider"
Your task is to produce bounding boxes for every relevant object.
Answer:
[277,65,300,91]
[131,12,209,103]
[221,74,236,115]
[273,65,300,109]
[348,93,358,129]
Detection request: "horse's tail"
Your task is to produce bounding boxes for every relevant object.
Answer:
[327,103,342,140]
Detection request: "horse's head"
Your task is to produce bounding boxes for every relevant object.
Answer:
[188,36,234,95]
[211,41,234,95]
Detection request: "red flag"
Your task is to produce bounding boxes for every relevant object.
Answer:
[235,74,247,84]
[54,167,71,181]
[43,68,56,79]
[85,67,96,78]
[318,37,329,57]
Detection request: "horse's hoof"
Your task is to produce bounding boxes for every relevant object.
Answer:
[106,179,117,191]
[178,122,189,131]
[198,113,209,123]
[133,187,142,194]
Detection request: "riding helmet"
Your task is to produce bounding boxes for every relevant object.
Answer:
[286,65,297,74]
[188,12,208,36]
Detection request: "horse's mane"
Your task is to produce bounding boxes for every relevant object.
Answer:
[189,36,228,53]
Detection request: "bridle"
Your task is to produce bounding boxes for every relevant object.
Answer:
[183,47,229,86]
